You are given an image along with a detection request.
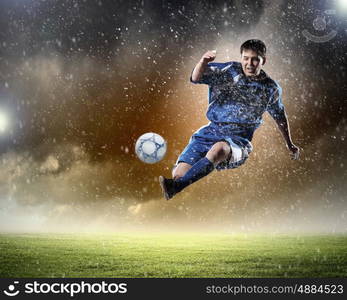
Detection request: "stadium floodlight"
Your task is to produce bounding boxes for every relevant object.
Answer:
[0,111,8,133]
[337,0,347,10]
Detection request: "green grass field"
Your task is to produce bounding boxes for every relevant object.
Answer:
[0,233,346,277]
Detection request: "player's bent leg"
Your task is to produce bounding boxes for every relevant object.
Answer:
[172,162,192,180]
[159,142,230,201]
[169,156,215,198]
[206,141,231,165]
[159,158,214,200]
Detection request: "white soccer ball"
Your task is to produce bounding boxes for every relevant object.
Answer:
[135,132,167,164]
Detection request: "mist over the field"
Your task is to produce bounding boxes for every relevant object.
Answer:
[0,0,346,233]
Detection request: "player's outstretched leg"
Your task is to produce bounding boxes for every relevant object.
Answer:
[159,141,231,200]
[159,158,213,200]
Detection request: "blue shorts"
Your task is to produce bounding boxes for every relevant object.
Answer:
[176,122,255,171]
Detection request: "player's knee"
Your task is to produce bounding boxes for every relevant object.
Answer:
[207,142,230,162]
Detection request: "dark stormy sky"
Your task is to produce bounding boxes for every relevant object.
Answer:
[0,0,346,232]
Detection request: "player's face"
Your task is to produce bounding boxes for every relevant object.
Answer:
[241,49,265,77]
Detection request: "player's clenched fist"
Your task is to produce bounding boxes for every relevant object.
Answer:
[200,50,217,64]
[191,50,217,82]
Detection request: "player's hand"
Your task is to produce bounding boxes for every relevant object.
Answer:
[287,143,300,160]
[200,50,217,64]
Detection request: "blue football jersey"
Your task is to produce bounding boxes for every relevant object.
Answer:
[190,61,284,128]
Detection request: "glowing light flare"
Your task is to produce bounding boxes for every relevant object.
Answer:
[0,111,8,133]
[337,0,347,10]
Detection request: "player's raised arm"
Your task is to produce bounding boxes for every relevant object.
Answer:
[267,86,300,160]
[191,50,216,82]
[274,111,300,160]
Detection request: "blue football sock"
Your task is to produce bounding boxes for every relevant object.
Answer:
[174,157,214,192]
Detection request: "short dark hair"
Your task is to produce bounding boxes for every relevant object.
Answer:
[240,39,266,58]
